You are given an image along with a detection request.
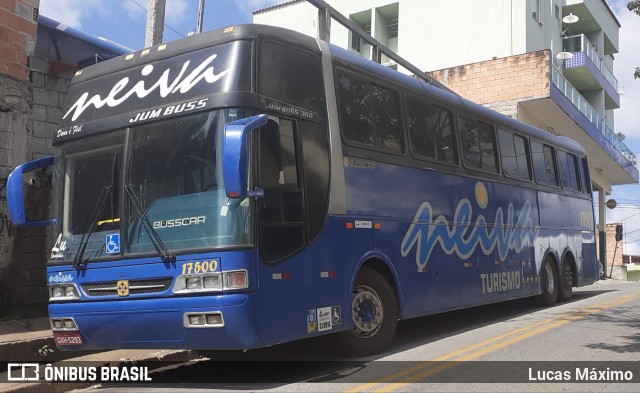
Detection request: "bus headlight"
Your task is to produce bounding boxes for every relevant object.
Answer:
[173,272,223,294]
[186,277,202,290]
[49,284,80,301]
[203,275,220,289]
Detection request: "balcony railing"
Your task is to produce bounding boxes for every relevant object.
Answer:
[563,34,618,90]
[551,67,636,166]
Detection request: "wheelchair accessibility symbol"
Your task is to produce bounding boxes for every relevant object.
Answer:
[106,234,120,254]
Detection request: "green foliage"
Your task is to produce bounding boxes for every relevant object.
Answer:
[38,344,55,357]
[629,0,640,16]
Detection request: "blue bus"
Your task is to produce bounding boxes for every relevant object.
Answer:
[8,24,599,356]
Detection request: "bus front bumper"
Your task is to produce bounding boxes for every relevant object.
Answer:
[48,293,260,351]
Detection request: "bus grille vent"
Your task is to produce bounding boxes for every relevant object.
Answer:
[81,278,174,297]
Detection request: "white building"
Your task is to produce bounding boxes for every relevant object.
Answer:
[254,0,638,264]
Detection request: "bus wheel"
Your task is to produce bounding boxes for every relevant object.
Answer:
[335,268,398,356]
[557,261,573,302]
[540,257,558,306]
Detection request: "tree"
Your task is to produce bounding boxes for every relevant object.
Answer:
[629,0,640,15]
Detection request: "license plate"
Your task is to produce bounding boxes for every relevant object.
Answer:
[54,332,83,346]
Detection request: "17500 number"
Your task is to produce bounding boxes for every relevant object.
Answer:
[181,260,219,275]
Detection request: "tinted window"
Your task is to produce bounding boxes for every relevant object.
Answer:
[580,157,592,193]
[259,120,299,188]
[498,129,530,180]
[459,116,498,173]
[407,98,456,164]
[531,141,558,185]
[336,70,403,153]
[557,150,580,191]
[371,85,402,151]
[259,41,325,114]
[336,72,373,145]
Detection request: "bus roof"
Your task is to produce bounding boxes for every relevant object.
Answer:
[61,23,584,156]
[328,42,586,156]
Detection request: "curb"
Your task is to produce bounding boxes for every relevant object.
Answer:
[0,337,104,363]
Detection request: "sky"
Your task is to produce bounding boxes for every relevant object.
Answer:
[39,0,640,255]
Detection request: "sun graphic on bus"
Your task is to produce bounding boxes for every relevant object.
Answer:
[475,182,488,209]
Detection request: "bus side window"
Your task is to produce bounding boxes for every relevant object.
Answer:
[335,69,403,153]
[579,157,592,194]
[459,116,499,173]
[407,98,456,164]
[498,129,531,180]
[531,140,558,186]
[371,84,403,152]
[336,71,374,146]
[557,150,580,191]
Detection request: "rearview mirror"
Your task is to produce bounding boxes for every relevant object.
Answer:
[222,114,268,198]
[7,156,54,227]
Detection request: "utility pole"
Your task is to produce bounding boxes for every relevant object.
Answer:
[145,0,166,47]
[196,0,206,34]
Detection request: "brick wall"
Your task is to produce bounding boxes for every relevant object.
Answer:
[0,0,38,81]
[429,51,552,118]
[605,223,623,267]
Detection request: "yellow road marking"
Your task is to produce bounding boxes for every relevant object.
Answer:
[345,291,640,393]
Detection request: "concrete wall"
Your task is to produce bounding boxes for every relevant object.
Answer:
[254,0,557,73]
[1,0,74,317]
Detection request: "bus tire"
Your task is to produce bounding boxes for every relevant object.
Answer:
[540,257,558,306]
[557,261,573,302]
[335,268,398,356]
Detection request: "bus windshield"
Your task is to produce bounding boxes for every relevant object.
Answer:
[49,109,253,263]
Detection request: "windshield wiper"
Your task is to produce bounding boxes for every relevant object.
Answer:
[124,184,176,262]
[73,185,112,270]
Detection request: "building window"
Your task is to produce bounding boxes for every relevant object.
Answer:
[533,0,542,24]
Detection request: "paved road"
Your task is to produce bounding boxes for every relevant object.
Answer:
[82,279,640,392]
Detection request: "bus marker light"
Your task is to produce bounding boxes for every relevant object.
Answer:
[272,273,290,280]
[224,271,248,289]
[320,271,336,278]
[346,222,353,229]
[464,262,473,268]
[374,223,381,230]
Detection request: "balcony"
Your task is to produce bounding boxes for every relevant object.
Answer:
[551,67,635,167]
[562,34,619,108]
